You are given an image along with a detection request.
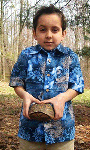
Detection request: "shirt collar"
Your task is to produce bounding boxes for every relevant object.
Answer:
[31,44,68,55]
[56,44,68,54]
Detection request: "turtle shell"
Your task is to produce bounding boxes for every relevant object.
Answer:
[29,103,55,121]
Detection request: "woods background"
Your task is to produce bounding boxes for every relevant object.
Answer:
[0,0,90,88]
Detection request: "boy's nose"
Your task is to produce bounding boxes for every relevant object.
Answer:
[45,30,52,38]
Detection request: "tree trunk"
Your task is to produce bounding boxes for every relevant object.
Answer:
[18,0,23,55]
[0,0,5,80]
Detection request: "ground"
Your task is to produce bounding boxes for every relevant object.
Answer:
[0,82,90,150]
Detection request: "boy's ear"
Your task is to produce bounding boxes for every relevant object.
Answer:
[62,30,67,39]
[33,29,37,40]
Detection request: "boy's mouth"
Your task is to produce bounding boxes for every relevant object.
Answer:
[44,42,53,45]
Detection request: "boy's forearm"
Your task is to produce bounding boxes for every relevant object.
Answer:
[14,87,78,103]
[59,89,79,103]
[14,86,41,103]
[14,86,29,99]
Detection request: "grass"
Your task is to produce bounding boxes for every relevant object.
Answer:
[0,82,15,95]
[72,89,90,107]
[0,82,22,115]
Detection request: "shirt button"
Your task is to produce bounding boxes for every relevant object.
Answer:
[46,89,49,92]
[47,74,50,76]
[48,59,51,63]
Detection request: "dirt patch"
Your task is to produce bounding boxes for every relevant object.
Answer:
[74,105,90,150]
[0,95,90,150]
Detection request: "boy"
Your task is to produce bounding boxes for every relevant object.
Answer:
[9,5,84,150]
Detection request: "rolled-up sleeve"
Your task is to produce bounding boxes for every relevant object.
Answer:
[9,50,28,88]
[68,52,84,93]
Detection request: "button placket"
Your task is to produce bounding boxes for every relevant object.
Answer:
[44,53,52,92]
[47,53,51,64]
[46,88,49,92]
[48,59,51,63]
[47,73,50,76]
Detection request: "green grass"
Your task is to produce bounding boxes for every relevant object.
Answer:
[72,89,90,107]
[0,82,15,95]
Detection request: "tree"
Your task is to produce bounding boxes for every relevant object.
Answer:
[76,2,89,47]
[0,0,20,80]
[74,1,90,69]
[0,0,89,81]
[0,0,5,80]
[18,0,34,54]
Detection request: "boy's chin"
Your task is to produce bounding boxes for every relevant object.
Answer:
[43,46,56,51]
[42,43,60,51]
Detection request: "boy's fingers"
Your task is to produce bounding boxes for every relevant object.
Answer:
[33,98,41,103]
[35,99,41,103]
[41,99,52,103]
[26,107,30,119]
[23,102,30,119]
[23,109,30,119]
[54,106,64,120]
[53,111,61,120]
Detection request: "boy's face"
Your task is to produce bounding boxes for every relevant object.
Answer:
[33,13,66,51]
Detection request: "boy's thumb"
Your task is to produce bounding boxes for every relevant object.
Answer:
[34,98,41,103]
[41,99,51,103]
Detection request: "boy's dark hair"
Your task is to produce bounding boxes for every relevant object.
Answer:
[33,5,67,32]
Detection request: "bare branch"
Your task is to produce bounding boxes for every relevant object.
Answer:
[60,0,72,9]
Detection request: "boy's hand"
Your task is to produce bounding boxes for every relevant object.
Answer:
[41,94,65,120]
[14,86,41,119]
[14,87,78,120]
[23,92,41,119]
[41,89,78,120]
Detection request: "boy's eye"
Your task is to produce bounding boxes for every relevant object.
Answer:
[52,28,59,33]
[40,28,46,32]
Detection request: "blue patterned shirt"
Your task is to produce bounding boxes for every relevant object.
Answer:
[9,44,84,144]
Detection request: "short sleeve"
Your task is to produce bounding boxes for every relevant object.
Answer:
[68,52,84,93]
[9,50,28,88]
